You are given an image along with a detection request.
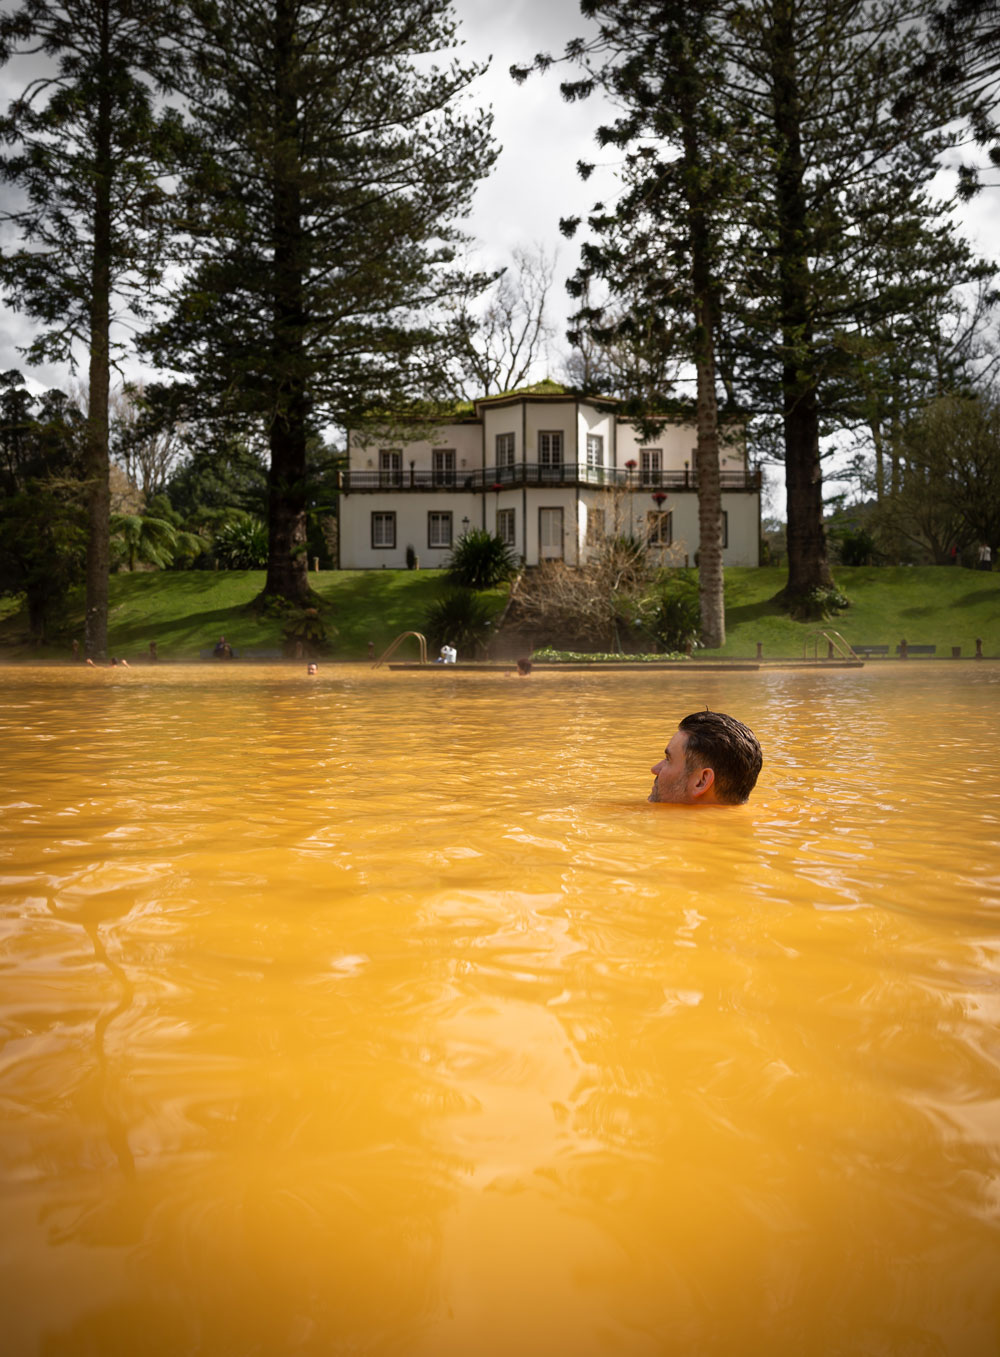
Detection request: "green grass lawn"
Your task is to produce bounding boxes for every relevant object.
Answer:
[713,566,999,659]
[0,564,996,661]
[0,568,507,662]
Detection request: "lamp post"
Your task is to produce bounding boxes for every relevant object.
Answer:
[652,491,668,559]
[461,516,470,539]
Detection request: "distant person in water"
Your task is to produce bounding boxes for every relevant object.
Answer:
[213,635,233,659]
[307,662,318,675]
[649,710,762,805]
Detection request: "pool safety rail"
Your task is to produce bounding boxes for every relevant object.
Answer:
[804,630,859,661]
[373,631,428,668]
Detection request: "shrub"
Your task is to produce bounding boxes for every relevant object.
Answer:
[282,606,332,655]
[213,515,268,569]
[836,527,879,567]
[788,585,850,620]
[643,570,701,652]
[446,528,518,589]
[423,588,495,655]
[532,648,688,662]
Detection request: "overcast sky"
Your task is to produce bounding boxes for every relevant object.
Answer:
[0,0,996,424]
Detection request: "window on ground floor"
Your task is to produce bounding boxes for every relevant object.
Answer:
[646,510,672,546]
[372,511,396,549]
[539,506,564,558]
[497,507,516,547]
[585,506,606,545]
[428,511,453,549]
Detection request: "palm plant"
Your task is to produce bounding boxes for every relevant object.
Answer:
[446,528,518,589]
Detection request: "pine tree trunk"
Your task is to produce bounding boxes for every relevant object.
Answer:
[265,410,310,604]
[783,386,831,600]
[770,3,834,612]
[681,92,724,648]
[84,11,113,661]
[261,0,311,608]
[691,293,724,649]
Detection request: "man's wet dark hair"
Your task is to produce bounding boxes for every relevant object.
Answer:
[678,710,762,804]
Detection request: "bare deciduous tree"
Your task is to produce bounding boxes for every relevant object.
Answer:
[507,528,684,652]
[450,245,557,397]
[110,382,185,503]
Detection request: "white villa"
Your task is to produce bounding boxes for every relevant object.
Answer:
[337,382,761,570]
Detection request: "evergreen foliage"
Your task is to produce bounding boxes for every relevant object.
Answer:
[875,389,1000,561]
[422,587,495,654]
[212,515,269,570]
[643,570,702,652]
[0,373,87,640]
[146,0,497,608]
[0,0,186,656]
[446,528,520,589]
[517,0,990,620]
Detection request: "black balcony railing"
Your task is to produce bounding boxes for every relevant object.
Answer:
[342,464,760,492]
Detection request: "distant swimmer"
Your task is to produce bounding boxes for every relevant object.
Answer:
[307,662,318,675]
[649,710,762,805]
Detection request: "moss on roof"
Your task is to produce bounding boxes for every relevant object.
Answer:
[475,378,621,406]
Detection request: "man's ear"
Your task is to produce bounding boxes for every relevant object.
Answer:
[690,766,716,800]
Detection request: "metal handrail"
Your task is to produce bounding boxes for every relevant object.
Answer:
[804,629,859,660]
[373,631,428,668]
[341,465,761,492]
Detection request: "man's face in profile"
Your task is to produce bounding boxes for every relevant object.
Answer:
[649,730,700,803]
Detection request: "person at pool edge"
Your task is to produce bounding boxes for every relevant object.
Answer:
[649,710,762,805]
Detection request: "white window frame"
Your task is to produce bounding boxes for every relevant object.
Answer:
[496,432,515,469]
[428,510,453,549]
[586,433,604,468]
[539,431,563,477]
[432,448,455,486]
[539,506,564,559]
[379,449,402,487]
[372,511,396,549]
[640,448,662,485]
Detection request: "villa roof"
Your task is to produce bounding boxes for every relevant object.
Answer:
[472,379,619,412]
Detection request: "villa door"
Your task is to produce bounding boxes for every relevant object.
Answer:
[539,431,563,480]
[379,450,402,487]
[539,507,564,560]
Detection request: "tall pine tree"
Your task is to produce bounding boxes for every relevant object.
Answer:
[724,0,972,609]
[521,0,978,616]
[0,0,185,657]
[149,0,496,607]
[521,0,742,648]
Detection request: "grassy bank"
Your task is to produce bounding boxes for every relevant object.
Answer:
[0,564,996,661]
[0,568,506,662]
[714,566,999,659]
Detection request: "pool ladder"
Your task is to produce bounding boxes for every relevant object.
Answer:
[804,629,859,661]
[373,631,428,668]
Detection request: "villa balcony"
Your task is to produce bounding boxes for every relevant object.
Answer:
[340,464,761,493]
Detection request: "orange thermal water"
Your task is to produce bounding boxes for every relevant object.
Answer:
[1,663,999,1355]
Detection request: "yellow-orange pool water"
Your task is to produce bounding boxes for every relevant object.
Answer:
[2,662,999,1355]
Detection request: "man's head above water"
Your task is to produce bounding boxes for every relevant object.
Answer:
[649,710,762,806]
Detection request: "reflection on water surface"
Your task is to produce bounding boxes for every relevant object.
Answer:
[2,664,999,1355]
